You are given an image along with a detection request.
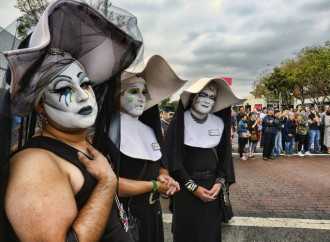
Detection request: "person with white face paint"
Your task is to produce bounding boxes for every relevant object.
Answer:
[97,55,186,242]
[165,78,245,242]
[42,62,98,129]
[0,1,142,241]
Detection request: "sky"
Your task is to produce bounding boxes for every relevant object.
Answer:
[1,0,329,99]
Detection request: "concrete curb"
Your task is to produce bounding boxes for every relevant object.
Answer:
[162,214,330,230]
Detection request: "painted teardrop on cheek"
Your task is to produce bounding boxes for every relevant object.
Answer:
[83,87,95,98]
[58,91,73,107]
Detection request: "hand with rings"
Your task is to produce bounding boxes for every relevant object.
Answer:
[193,187,215,203]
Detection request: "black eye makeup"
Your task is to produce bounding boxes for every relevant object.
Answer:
[50,86,73,94]
[80,80,95,89]
[198,91,208,97]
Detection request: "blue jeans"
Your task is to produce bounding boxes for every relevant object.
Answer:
[271,131,282,156]
[308,130,320,152]
[285,137,295,154]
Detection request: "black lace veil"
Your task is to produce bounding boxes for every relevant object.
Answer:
[0,1,143,240]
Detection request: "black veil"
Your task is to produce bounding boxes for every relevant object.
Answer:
[0,1,143,240]
[165,100,235,183]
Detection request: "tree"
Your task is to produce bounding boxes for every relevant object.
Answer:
[15,0,49,38]
[253,41,329,107]
[159,97,171,110]
[250,70,268,98]
[15,0,112,39]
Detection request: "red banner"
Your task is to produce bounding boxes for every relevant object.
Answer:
[221,77,232,85]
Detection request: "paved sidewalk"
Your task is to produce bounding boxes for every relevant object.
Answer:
[230,155,330,220]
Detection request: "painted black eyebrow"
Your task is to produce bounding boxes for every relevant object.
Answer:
[51,75,73,89]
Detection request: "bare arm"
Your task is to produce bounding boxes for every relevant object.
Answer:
[118,177,155,197]
[5,147,116,242]
[118,166,180,197]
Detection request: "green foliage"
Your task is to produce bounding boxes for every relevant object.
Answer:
[252,41,329,106]
[15,0,112,39]
[158,96,179,110]
[15,0,49,39]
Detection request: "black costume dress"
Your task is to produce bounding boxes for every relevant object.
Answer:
[4,136,134,242]
[117,153,164,242]
[172,145,222,241]
[165,102,235,242]
[98,106,167,242]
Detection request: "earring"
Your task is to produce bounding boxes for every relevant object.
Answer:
[37,113,48,135]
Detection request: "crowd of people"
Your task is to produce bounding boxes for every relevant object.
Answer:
[231,104,330,160]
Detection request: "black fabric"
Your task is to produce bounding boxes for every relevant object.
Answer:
[238,137,247,158]
[298,134,309,152]
[4,136,134,242]
[118,152,164,242]
[263,115,277,134]
[172,146,221,242]
[308,113,321,130]
[263,133,276,158]
[165,101,235,184]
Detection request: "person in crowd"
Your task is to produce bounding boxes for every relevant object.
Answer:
[247,113,259,159]
[320,105,329,153]
[99,55,184,242]
[238,114,249,160]
[293,112,300,153]
[323,109,330,154]
[165,78,244,242]
[236,106,246,124]
[281,109,289,153]
[297,109,309,156]
[237,106,247,152]
[231,109,237,143]
[271,110,283,158]
[284,112,297,156]
[246,107,251,117]
[305,106,311,117]
[289,107,294,112]
[161,105,175,136]
[262,107,279,160]
[0,1,143,241]
[308,106,322,153]
[296,105,302,115]
[259,107,268,148]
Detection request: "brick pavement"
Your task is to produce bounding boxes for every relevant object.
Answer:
[230,155,330,220]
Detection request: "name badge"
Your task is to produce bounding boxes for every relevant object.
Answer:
[209,129,220,136]
[152,143,161,151]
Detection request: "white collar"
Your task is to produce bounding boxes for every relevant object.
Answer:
[184,109,224,148]
[118,112,162,161]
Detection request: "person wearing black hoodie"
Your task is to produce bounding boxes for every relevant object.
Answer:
[262,108,280,160]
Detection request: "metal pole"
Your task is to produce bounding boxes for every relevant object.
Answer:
[104,0,108,17]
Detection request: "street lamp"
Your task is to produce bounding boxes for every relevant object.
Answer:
[104,0,108,16]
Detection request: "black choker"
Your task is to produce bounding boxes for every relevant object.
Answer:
[190,111,208,124]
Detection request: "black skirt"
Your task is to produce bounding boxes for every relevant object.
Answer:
[118,152,164,242]
[172,145,222,242]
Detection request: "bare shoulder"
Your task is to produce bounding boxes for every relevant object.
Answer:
[10,148,60,171]
[6,148,77,240]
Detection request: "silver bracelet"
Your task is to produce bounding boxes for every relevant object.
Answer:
[215,177,226,187]
[185,179,198,192]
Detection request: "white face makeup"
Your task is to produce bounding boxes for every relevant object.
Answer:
[43,62,97,129]
[193,85,217,114]
[120,82,148,117]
